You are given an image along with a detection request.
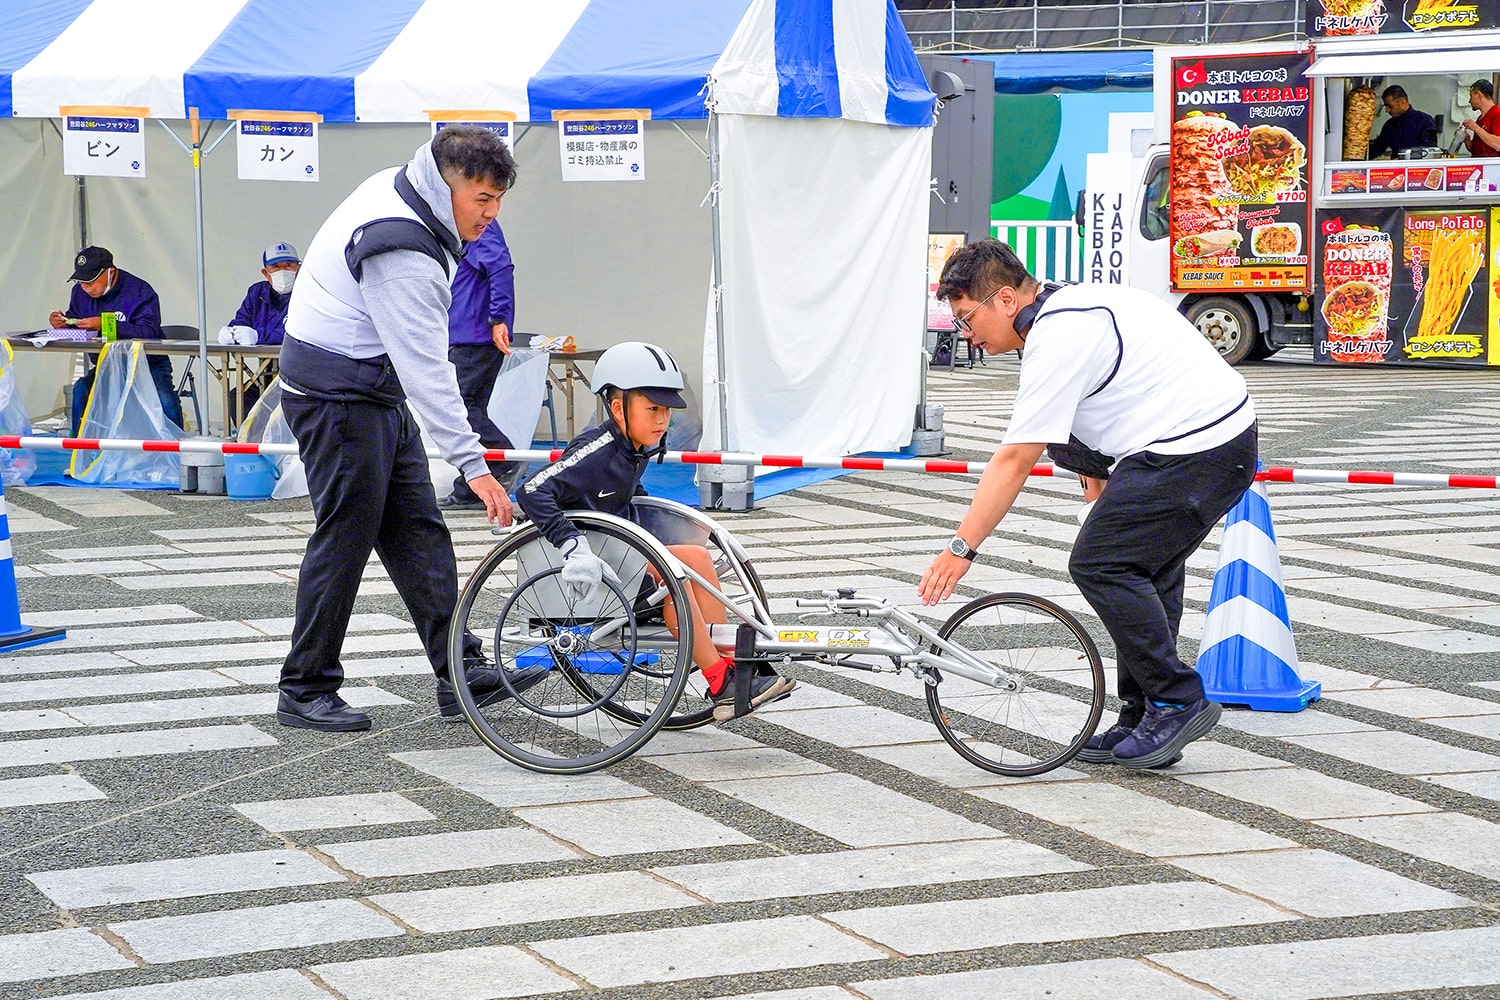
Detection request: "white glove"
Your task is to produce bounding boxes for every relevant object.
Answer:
[218,324,257,346]
[1077,500,1096,525]
[560,536,619,603]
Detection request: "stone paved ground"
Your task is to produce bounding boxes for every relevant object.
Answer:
[2,349,1500,1000]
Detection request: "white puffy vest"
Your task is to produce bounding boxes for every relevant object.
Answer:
[284,167,457,360]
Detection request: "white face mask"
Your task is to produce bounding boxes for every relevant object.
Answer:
[269,270,297,294]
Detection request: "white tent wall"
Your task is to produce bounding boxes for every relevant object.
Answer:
[702,113,931,457]
[0,118,712,437]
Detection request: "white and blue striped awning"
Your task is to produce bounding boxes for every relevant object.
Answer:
[0,0,934,127]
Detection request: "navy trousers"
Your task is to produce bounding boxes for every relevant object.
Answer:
[447,342,518,500]
[1068,423,1257,724]
[279,393,463,700]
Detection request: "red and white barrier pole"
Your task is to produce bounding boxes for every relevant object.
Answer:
[2,436,1497,490]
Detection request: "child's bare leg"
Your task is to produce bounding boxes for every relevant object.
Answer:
[663,544,726,671]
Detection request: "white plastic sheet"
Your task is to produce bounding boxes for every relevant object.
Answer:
[485,346,550,452]
[0,344,36,486]
[236,380,308,500]
[69,342,183,486]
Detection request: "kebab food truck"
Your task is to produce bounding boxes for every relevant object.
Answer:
[1110,5,1500,366]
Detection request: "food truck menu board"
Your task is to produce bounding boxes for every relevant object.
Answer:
[1169,52,1314,293]
[1313,207,1496,366]
[1307,0,1497,38]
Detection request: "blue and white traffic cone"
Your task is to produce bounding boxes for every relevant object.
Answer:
[0,480,65,652]
[1196,473,1320,712]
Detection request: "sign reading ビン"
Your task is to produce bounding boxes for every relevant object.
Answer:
[63,116,145,178]
[559,119,646,182]
[1168,51,1314,294]
[236,120,319,183]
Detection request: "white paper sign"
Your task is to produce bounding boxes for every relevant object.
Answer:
[237,120,319,182]
[63,116,145,178]
[432,120,513,151]
[1083,152,1132,286]
[559,119,645,182]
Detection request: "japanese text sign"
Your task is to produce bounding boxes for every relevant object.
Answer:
[237,120,319,183]
[559,119,645,182]
[63,116,145,178]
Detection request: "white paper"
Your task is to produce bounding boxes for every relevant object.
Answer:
[237,120,320,183]
[559,119,645,182]
[62,116,145,178]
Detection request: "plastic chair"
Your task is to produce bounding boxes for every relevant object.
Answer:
[161,325,204,432]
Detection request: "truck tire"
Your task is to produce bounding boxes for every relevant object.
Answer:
[1186,296,1258,366]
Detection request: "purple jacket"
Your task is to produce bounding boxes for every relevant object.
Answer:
[66,269,162,340]
[447,221,514,346]
[229,281,290,345]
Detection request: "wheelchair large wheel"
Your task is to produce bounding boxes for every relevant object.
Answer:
[448,516,693,774]
[925,593,1105,777]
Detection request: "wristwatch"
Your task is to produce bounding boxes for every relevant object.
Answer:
[947,535,978,561]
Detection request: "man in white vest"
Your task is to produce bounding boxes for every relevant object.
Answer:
[275,126,543,732]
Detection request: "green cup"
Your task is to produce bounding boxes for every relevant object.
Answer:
[100,311,118,341]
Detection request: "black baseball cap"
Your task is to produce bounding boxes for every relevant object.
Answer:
[69,246,114,281]
[638,386,687,409]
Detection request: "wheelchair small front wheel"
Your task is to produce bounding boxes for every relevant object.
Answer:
[925,592,1105,776]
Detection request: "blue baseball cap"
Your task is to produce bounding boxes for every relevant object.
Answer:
[262,241,300,267]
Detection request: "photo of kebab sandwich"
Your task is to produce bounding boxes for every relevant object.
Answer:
[1316,0,1386,35]
[1222,126,1307,203]
[1171,111,1241,266]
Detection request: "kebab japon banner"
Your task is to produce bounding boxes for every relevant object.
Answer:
[1169,52,1313,294]
[1314,207,1493,367]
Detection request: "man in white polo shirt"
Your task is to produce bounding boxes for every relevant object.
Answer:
[918,239,1257,769]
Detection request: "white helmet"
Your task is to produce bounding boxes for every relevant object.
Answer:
[589,341,686,408]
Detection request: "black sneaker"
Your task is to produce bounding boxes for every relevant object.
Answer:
[1111,697,1221,769]
[436,660,549,718]
[711,667,796,723]
[275,692,371,732]
[1076,722,1182,769]
[437,493,487,511]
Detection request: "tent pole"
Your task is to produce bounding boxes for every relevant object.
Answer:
[708,112,730,451]
[189,109,209,432]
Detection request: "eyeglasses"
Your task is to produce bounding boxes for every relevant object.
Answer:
[952,287,1002,336]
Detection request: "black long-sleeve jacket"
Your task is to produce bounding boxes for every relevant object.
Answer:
[518,421,650,549]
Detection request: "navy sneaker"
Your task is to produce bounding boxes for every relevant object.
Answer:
[1111,697,1221,769]
[1076,721,1182,769]
[437,659,549,718]
[711,667,796,723]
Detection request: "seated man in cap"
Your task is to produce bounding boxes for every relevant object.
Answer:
[49,246,183,435]
[218,241,300,419]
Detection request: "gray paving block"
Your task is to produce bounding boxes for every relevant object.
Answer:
[1157,741,1297,774]
[974,781,1296,857]
[708,772,1000,847]
[1171,848,1470,917]
[0,708,86,733]
[653,839,1086,902]
[0,927,133,984]
[1422,714,1500,740]
[705,990,855,1000]
[393,747,649,807]
[370,870,700,933]
[1286,730,1500,775]
[1319,812,1500,880]
[312,945,577,999]
[859,741,1088,787]
[644,746,833,781]
[1414,770,1500,800]
[318,826,579,877]
[531,915,884,989]
[28,849,344,908]
[827,881,1294,955]
[633,727,764,756]
[0,669,238,704]
[50,970,332,999]
[514,795,757,855]
[1333,686,1500,719]
[1177,766,1438,820]
[1153,925,1500,1000]
[0,725,277,768]
[0,773,106,808]
[232,792,434,832]
[110,898,403,963]
[853,957,1218,998]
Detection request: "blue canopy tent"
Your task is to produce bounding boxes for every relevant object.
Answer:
[969,50,1153,94]
[0,0,935,462]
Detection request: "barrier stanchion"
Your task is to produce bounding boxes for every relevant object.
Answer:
[1196,473,1320,712]
[0,479,64,652]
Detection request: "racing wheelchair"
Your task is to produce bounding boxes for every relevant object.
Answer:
[446,497,1105,775]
